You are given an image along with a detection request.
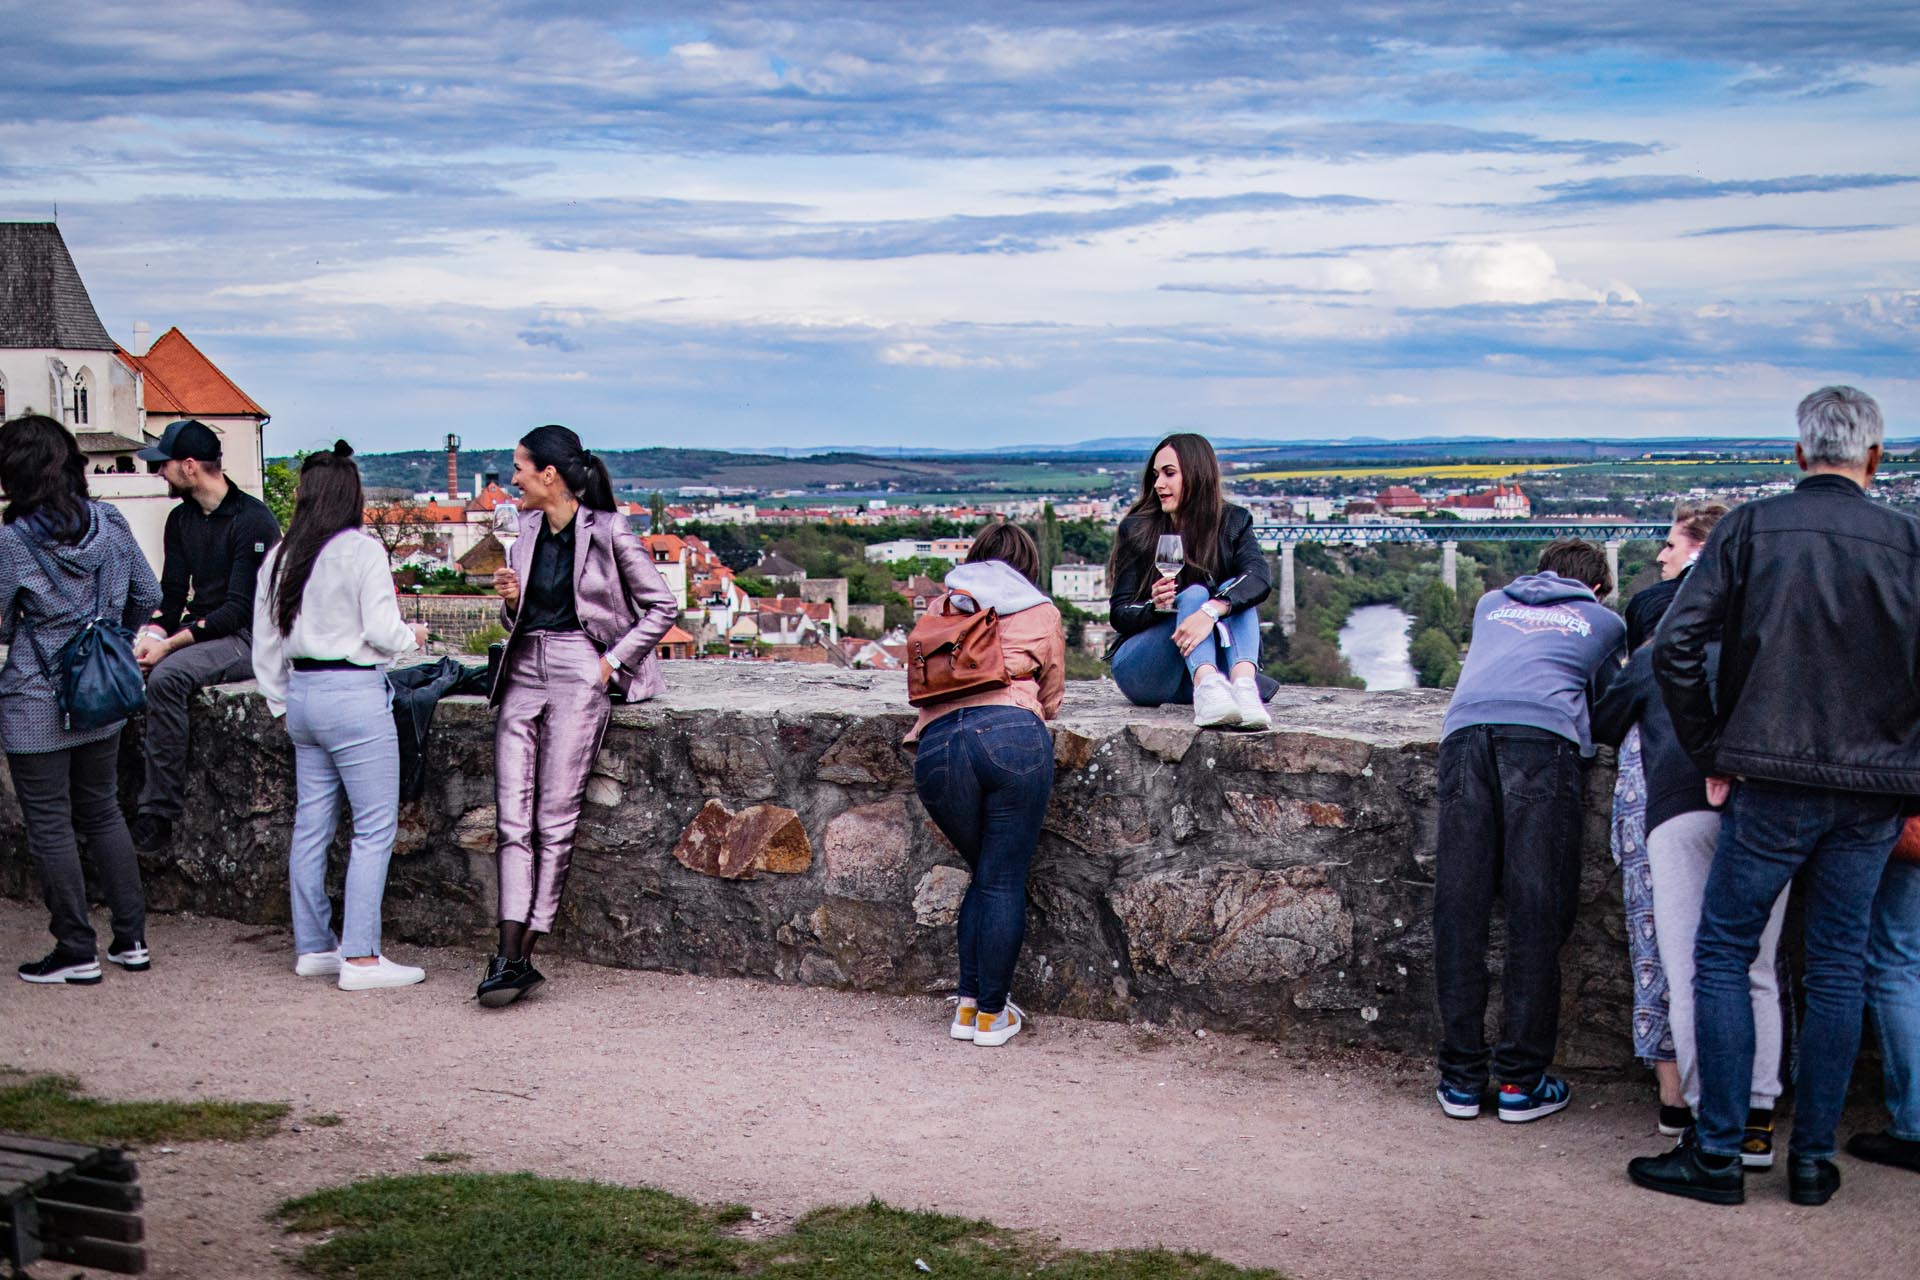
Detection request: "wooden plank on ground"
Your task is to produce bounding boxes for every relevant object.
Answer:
[37,1198,145,1243]
[0,1133,106,1164]
[44,1176,142,1211]
[40,1232,147,1274]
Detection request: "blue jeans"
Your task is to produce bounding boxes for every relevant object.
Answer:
[1694,780,1900,1159]
[1868,857,1920,1141]
[285,670,401,960]
[1110,584,1261,706]
[912,705,1055,1014]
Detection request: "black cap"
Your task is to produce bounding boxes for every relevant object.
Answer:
[138,419,222,464]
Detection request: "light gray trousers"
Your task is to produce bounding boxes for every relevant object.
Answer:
[285,670,400,959]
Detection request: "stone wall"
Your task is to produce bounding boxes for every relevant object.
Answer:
[0,665,1637,1071]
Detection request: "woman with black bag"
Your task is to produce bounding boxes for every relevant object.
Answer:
[0,415,161,984]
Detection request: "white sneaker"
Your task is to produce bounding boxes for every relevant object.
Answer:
[1230,677,1272,730]
[949,998,978,1041]
[1192,672,1240,728]
[973,1000,1026,1047]
[294,949,342,977]
[337,956,426,991]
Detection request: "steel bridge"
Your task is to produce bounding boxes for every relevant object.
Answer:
[1252,521,1669,634]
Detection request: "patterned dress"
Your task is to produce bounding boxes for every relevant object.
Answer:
[1609,727,1675,1064]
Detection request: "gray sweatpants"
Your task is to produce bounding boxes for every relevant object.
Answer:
[136,632,254,820]
[1648,808,1789,1112]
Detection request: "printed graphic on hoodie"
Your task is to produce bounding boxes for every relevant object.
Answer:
[1486,603,1595,638]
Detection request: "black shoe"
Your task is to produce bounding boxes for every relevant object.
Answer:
[1658,1104,1692,1137]
[476,955,545,1008]
[1845,1129,1920,1174]
[18,950,104,985]
[130,813,173,853]
[1742,1109,1775,1170]
[1628,1131,1745,1205]
[1789,1155,1841,1206]
[106,938,151,971]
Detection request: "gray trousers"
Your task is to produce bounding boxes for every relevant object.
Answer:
[10,733,146,957]
[136,632,253,820]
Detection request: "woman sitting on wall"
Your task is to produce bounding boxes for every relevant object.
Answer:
[1106,432,1273,729]
[252,442,429,991]
[905,523,1064,1047]
[0,415,160,984]
[479,424,680,1007]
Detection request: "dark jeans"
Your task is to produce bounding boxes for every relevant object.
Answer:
[1433,724,1585,1093]
[913,705,1055,1014]
[137,632,253,820]
[1695,779,1899,1159]
[9,733,146,958]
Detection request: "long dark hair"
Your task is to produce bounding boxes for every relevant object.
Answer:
[1107,432,1224,590]
[0,414,90,544]
[522,424,615,512]
[269,441,363,635]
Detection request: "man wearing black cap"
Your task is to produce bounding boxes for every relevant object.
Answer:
[129,420,282,852]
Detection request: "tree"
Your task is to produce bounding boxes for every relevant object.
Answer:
[1410,626,1461,688]
[263,457,297,528]
[650,490,668,533]
[365,497,435,568]
[1414,578,1461,643]
[1035,503,1063,588]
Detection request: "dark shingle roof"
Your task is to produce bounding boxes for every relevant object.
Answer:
[0,223,116,350]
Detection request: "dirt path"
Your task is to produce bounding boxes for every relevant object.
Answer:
[2,900,1912,1279]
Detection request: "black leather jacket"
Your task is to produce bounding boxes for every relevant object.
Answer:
[1653,472,1920,793]
[1108,503,1271,640]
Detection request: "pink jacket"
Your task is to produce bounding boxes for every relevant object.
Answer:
[492,506,679,704]
[904,594,1065,744]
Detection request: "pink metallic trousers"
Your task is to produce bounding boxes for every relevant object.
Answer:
[494,631,611,932]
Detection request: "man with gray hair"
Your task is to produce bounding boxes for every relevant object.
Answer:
[1639,385,1920,1207]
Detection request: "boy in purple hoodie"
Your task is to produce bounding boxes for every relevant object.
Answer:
[1432,539,1627,1123]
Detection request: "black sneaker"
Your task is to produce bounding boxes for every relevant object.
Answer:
[476,955,545,1008]
[107,938,151,972]
[1627,1129,1745,1205]
[18,951,104,985]
[1658,1104,1692,1137]
[1845,1129,1920,1174]
[1788,1154,1841,1206]
[130,813,173,853]
[1741,1109,1775,1170]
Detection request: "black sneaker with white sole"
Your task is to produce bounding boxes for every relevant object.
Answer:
[476,955,545,1008]
[18,951,104,984]
[107,938,151,972]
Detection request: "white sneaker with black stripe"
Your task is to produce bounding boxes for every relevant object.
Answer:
[18,951,103,984]
[107,939,151,971]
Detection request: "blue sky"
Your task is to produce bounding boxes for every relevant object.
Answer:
[2,1,1915,453]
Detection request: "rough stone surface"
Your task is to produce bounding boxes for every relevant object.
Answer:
[0,663,1644,1067]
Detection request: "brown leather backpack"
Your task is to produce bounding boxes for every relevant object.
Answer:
[906,592,1009,707]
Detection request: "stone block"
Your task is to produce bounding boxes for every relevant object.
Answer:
[912,864,971,926]
[815,716,916,787]
[1110,864,1353,986]
[823,798,913,901]
[670,800,814,879]
[1210,730,1373,777]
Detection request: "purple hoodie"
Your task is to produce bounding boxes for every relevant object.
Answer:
[1440,571,1627,756]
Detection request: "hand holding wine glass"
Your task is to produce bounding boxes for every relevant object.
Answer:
[1153,533,1185,612]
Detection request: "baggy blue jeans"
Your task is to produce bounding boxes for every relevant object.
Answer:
[1868,857,1920,1141]
[912,705,1055,1014]
[1694,779,1900,1159]
[1110,583,1261,706]
[285,669,401,960]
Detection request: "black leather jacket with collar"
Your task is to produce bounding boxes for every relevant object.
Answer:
[1108,503,1272,641]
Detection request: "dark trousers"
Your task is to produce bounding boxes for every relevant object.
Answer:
[1694,780,1899,1159]
[913,705,1055,1014]
[10,733,146,958]
[136,633,253,820]
[1433,724,1586,1092]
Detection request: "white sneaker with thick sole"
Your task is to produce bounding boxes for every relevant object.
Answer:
[294,949,342,978]
[972,1000,1026,1047]
[1192,673,1240,728]
[337,956,426,991]
[949,999,978,1041]
[1230,678,1272,730]
[106,941,151,971]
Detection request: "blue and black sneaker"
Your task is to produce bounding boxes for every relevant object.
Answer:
[1436,1082,1484,1120]
[1497,1074,1572,1123]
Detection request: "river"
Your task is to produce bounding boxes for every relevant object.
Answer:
[1338,604,1418,691]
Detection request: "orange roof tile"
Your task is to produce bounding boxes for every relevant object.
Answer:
[662,625,695,645]
[120,327,267,418]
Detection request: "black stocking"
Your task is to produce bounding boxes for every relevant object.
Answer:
[497,920,527,961]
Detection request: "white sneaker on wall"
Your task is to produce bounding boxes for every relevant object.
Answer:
[1192,672,1240,728]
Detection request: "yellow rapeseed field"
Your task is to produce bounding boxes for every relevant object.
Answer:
[1242,463,1577,482]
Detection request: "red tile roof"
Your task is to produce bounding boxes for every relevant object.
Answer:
[119,327,267,418]
[466,482,514,512]
[758,597,834,620]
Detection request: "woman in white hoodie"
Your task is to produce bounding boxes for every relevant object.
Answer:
[904,523,1064,1047]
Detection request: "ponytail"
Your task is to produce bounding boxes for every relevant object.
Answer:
[520,424,616,512]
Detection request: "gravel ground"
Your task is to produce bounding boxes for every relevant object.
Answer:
[2,899,1913,1279]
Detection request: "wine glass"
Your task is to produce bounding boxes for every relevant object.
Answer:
[1153,534,1185,611]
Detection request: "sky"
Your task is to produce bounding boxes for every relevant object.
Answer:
[2,1,1916,454]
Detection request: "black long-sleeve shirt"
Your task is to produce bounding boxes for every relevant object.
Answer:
[151,482,281,641]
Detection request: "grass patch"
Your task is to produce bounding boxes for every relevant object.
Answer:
[419,1151,470,1164]
[280,1173,1280,1279]
[0,1071,287,1145]
[306,1114,345,1128]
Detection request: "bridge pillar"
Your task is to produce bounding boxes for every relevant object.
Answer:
[1279,541,1298,636]
[1441,540,1458,593]
[1604,539,1622,605]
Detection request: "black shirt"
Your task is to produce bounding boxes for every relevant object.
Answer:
[518,513,581,634]
[152,481,281,641]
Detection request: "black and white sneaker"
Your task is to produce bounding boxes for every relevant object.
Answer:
[476,954,544,1008]
[107,938,151,972]
[18,951,104,984]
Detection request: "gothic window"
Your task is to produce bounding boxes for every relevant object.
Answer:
[72,370,90,425]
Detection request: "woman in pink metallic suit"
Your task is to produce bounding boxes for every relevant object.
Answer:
[476,424,678,1007]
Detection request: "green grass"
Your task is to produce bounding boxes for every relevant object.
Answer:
[306,1114,345,1128]
[279,1173,1281,1280]
[419,1151,471,1164]
[0,1070,287,1145]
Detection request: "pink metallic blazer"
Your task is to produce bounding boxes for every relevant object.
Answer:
[492,506,679,704]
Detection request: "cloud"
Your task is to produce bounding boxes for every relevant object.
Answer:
[1159,281,1371,296]
[1539,173,1920,205]
[1681,222,1899,238]
[1120,164,1178,183]
[517,328,583,352]
[878,341,1024,370]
